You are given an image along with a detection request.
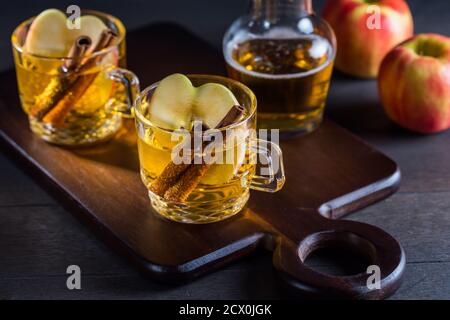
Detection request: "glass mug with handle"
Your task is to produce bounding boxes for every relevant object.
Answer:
[134,74,285,224]
[11,9,140,146]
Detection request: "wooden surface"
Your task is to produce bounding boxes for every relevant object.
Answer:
[0,23,404,299]
[0,0,449,299]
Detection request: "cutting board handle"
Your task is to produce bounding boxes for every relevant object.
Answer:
[273,219,405,299]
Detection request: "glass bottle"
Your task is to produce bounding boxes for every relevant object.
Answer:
[223,0,336,136]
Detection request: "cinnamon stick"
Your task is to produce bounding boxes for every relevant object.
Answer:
[64,36,92,72]
[161,105,245,202]
[29,36,92,120]
[163,162,211,202]
[148,124,206,196]
[42,29,117,127]
[149,105,244,198]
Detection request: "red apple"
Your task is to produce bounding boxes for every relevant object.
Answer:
[378,34,450,134]
[322,0,414,78]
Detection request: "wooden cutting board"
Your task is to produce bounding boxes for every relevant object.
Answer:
[0,23,404,299]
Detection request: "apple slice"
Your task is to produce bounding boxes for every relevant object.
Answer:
[147,74,240,131]
[201,142,247,185]
[67,15,108,51]
[24,9,68,57]
[194,83,239,129]
[147,73,196,130]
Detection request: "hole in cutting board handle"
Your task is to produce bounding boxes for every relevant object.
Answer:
[303,247,368,276]
[298,231,378,276]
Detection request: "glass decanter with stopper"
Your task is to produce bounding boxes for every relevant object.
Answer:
[223,0,336,136]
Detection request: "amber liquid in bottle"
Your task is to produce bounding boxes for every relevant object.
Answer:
[226,34,334,134]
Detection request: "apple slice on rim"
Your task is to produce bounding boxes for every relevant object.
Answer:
[193,83,239,129]
[147,74,240,130]
[147,73,196,130]
[146,73,241,153]
[24,9,68,57]
[25,9,109,58]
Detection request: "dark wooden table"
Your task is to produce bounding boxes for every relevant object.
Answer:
[0,0,449,300]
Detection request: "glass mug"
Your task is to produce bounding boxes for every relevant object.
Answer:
[11,10,140,146]
[135,75,285,224]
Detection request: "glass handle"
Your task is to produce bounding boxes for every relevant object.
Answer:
[106,68,140,118]
[249,138,285,193]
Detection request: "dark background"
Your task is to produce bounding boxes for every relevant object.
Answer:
[0,0,450,299]
[1,0,450,72]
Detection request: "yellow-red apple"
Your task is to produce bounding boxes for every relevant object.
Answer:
[379,34,450,134]
[322,0,413,78]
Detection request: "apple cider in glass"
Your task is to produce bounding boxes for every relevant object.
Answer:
[134,74,285,224]
[14,46,126,143]
[11,9,138,146]
[137,120,256,224]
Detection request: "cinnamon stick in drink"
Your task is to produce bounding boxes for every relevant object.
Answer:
[43,29,117,127]
[163,162,211,202]
[64,36,92,72]
[148,162,191,196]
[149,106,244,198]
[148,125,205,196]
[29,36,92,120]
[161,105,245,202]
